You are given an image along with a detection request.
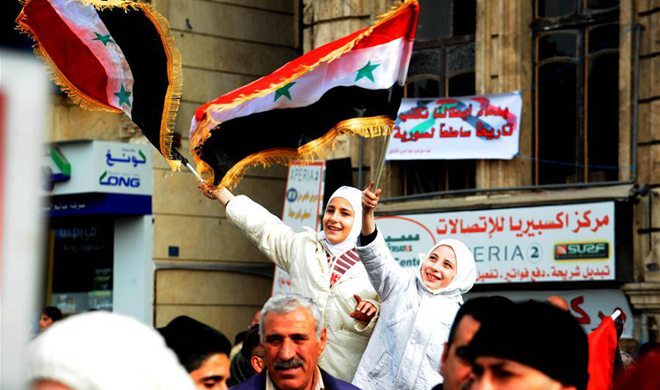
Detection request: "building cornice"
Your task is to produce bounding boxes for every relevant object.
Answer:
[622,282,660,312]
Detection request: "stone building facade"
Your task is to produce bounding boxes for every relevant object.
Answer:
[26,0,660,344]
[303,0,660,343]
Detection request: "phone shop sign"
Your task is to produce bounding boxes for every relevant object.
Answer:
[376,202,616,284]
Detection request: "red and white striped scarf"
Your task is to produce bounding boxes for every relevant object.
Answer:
[328,249,360,287]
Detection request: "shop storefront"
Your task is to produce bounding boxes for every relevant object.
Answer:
[42,140,153,323]
[376,198,635,336]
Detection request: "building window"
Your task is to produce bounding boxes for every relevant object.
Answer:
[47,217,114,314]
[532,0,619,185]
[396,0,476,195]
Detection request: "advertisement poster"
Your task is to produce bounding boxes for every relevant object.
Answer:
[376,201,616,284]
[272,161,325,295]
[386,92,522,160]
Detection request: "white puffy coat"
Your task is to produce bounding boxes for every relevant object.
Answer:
[226,195,380,382]
[352,232,476,390]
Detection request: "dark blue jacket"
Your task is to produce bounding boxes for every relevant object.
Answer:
[230,368,361,390]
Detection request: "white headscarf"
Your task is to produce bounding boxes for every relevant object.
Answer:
[27,311,195,390]
[317,186,363,258]
[416,238,476,299]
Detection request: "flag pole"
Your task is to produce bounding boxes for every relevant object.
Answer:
[372,132,391,189]
[171,148,204,183]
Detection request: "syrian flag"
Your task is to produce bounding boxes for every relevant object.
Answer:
[190,0,419,189]
[17,0,183,169]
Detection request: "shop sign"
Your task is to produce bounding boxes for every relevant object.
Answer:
[468,289,634,338]
[272,161,325,295]
[43,140,152,196]
[376,201,616,284]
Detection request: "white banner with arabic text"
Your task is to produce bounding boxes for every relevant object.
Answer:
[386,92,522,160]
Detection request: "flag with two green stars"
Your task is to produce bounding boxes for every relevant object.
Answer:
[17,0,183,169]
[190,0,419,189]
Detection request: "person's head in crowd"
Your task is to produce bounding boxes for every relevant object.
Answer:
[440,296,514,390]
[547,295,570,311]
[613,348,660,390]
[251,310,261,326]
[39,306,63,332]
[259,294,327,390]
[418,238,476,293]
[229,324,265,386]
[159,316,232,390]
[462,300,589,390]
[637,341,660,361]
[28,311,194,390]
[620,351,634,370]
[320,186,362,254]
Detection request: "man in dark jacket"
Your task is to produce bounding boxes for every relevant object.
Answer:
[231,294,360,390]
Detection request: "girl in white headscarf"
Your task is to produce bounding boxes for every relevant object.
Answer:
[201,183,380,382]
[352,183,477,390]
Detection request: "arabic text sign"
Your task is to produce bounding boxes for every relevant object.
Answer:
[44,141,153,196]
[386,92,522,160]
[273,161,325,295]
[467,289,634,338]
[376,201,616,284]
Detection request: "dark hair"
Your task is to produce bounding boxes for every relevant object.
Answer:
[158,316,232,373]
[637,341,660,360]
[447,296,513,345]
[240,324,261,358]
[42,306,63,322]
[461,300,589,390]
[229,325,262,386]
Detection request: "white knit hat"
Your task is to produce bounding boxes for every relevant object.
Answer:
[27,311,195,390]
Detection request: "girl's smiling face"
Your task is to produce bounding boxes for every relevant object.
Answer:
[322,197,355,244]
[420,245,457,290]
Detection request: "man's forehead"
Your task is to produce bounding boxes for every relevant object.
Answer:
[263,309,315,332]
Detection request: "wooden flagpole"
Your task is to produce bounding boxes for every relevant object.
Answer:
[372,131,392,189]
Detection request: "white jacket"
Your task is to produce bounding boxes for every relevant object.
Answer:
[226,195,380,382]
[352,232,476,390]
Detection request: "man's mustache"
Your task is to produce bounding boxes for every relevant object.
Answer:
[274,359,304,370]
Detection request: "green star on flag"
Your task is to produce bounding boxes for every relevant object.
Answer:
[114,84,131,107]
[93,32,115,46]
[274,82,296,101]
[355,61,380,82]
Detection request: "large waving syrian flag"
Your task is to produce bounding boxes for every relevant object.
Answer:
[17,0,183,169]
[190,0,419,189]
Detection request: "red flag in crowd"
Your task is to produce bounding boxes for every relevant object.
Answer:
[587,316,618,390]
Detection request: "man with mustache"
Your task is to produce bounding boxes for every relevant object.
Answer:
[231,294,361,390]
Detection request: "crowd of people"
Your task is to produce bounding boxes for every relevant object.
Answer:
[27,183,660,390]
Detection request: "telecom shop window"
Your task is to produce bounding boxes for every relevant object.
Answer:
[395,0,476,195]
[532,0,619,185]
[46,217,114,315]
